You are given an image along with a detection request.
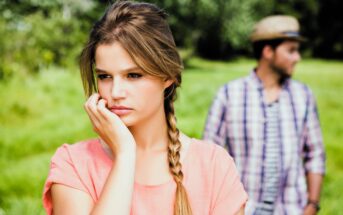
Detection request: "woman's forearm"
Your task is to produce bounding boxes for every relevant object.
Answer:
[91,149,136,215]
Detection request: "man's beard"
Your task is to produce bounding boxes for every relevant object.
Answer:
[270,61,291,85]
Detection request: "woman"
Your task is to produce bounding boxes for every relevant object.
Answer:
[43,1,247,214]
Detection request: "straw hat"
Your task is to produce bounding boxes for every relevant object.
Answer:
[250,15,305,42]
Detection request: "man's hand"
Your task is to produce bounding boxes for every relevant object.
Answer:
[303,204,318,215]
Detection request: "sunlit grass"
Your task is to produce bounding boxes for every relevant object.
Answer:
[0,58,342,214]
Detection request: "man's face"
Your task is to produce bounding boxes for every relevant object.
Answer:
[269,40,301,80]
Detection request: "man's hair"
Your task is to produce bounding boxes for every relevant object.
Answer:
[252,39,285,60]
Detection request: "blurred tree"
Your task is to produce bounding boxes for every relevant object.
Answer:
[1,0,342,80]
[0,0,102,79]
[152,0,342,60]
[146,0,273,59]
[144,0,199,50]
[314,0,343,59]
[195,0,274,59]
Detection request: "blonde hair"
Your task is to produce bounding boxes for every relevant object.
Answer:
[79,1,192,214]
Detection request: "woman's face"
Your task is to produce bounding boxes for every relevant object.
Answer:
[95,42,172,127]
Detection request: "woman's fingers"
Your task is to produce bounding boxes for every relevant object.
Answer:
[87,94,101,114]
[97,99,117,122]
[85,95,118,130]
[97,99,107,115]
[84,94,102,131]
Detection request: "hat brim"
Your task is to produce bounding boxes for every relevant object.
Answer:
[251,32,306,42]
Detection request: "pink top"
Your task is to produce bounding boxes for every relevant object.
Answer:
[43,139,247,214]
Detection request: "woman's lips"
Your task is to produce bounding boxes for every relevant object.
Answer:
[109,106,133,116]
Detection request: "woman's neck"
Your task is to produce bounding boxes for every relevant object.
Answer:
[129,108,169,152]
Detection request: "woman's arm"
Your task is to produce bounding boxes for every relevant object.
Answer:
[51,184,94,215]
[51,94,136,215]
[51,151,135,215]
[91,150,136,214]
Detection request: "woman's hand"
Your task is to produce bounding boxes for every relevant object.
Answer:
[52,93,136,215]
[84,93,136,155]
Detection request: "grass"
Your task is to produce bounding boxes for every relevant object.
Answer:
[0,58,342,214]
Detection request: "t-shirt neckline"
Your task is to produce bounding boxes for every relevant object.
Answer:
[94,137,193,188]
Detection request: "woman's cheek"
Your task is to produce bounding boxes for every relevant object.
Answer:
[98,82,111,98]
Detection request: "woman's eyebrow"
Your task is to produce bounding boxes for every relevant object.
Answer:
[95,68,108,74]
[95,67,141,74]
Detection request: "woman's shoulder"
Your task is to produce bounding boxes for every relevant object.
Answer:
[43,139,103,212]
[185,138,235,173]
[51,138,101,163]
[189,138,232,161]
[184,138,248,213]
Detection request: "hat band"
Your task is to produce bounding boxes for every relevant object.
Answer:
[281,31,301,37]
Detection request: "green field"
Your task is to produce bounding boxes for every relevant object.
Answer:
[0,58,342,214]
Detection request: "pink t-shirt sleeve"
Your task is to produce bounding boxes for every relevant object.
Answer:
[210,145,248,214]
[42,144,88,215]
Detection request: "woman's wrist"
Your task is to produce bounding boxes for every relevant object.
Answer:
[100,137,136,159]
[106,135,136,154]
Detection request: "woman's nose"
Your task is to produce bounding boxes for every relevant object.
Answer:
[111,78,126,99]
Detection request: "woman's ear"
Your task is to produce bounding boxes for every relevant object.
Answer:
[164,79,174,89]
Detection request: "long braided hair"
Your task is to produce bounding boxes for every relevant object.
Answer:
[79,1,192,214]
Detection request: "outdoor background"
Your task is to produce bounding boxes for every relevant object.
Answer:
[0,0,342,214]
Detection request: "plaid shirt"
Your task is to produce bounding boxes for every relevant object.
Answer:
[203,71,326,214]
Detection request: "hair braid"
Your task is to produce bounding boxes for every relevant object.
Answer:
[165,94,192,215]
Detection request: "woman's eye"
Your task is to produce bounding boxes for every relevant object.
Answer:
[128,73,142,79]
[97,74,111,80]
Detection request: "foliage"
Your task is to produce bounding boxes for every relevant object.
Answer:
[0,0,102,80]
[146,0,273,59]
[314,0,343,59]
[143,0,343,59]
[0,0,342,80]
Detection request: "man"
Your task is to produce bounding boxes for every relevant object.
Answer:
[203,15,325,215]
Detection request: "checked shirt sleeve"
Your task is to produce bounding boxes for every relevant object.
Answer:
[303,90,326,175]
[203,85,229,148]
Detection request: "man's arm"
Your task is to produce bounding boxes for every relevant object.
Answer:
[304,173,323,215]
[203,85,229,147]
[303,89,326,214]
